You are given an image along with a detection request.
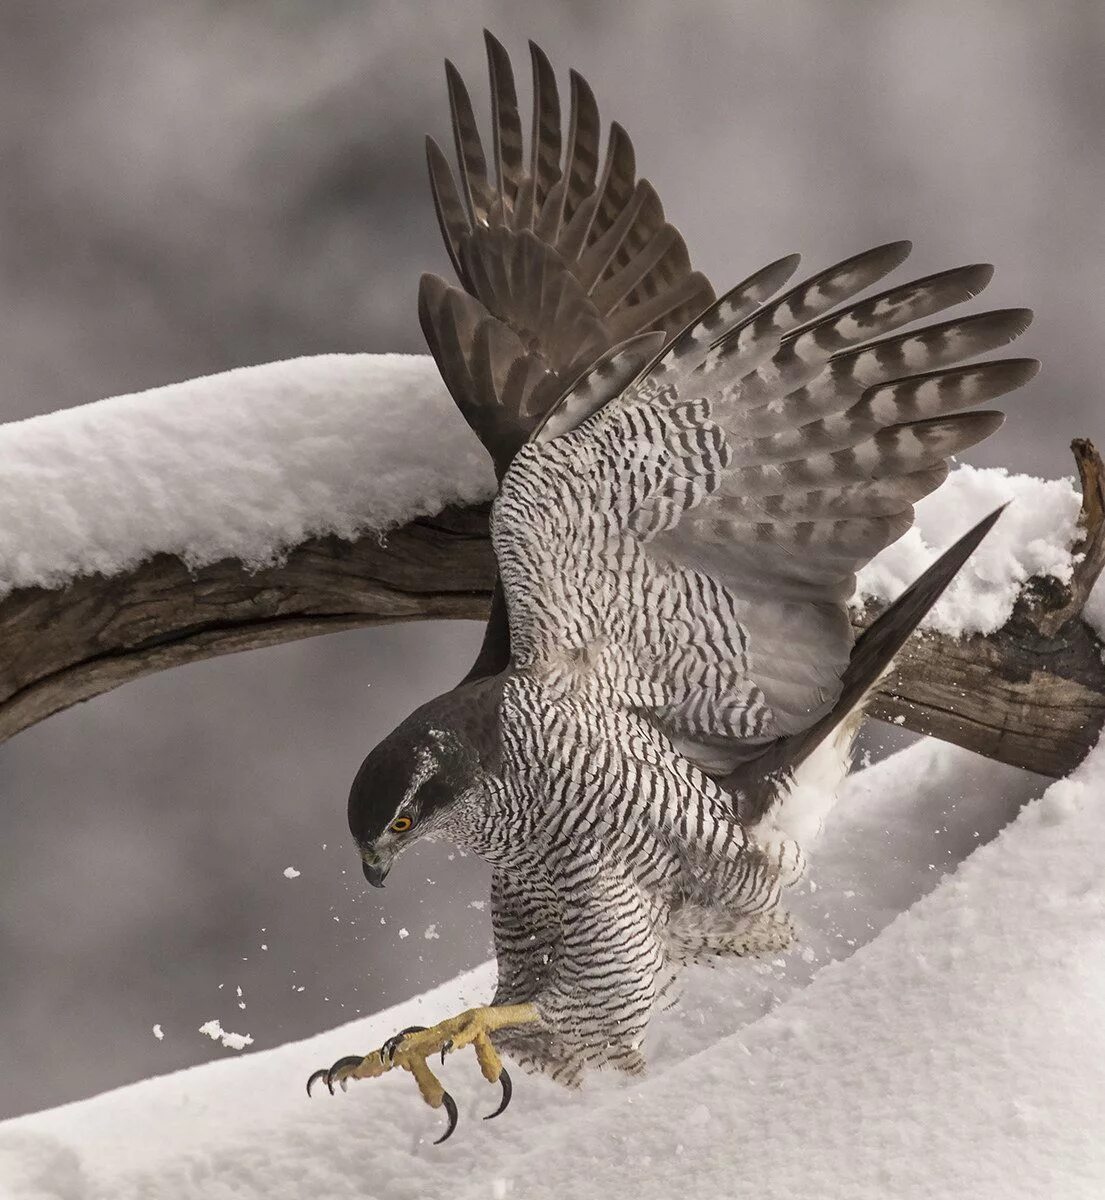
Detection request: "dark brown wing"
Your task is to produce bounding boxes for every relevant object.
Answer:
[421,32,715,478]
[422,32,715,681]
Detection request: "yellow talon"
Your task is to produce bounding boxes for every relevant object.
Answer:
[306,1003,540,1142]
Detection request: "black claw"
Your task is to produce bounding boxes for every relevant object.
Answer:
[324,1054,366,1094]
[483,1068,513,1121]
[439,1038,454,1065]
[383,1024,428,1063]
[434,1090,459,1144]
[306,1068,329,1098]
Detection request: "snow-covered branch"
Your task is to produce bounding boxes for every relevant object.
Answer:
[2,355,1103,774]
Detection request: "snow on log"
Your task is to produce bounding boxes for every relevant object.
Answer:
[1,355,1104,773]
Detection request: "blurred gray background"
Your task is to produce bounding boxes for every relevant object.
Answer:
[0,0,1101,1121]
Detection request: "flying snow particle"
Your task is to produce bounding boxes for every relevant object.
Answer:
[283,866,301,879]
[398,927,410,939]
[198,1019,254,1051]
[152,1024,164,1041]
[424,924,440,940]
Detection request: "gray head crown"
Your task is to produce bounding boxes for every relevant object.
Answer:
[347,686,497,886]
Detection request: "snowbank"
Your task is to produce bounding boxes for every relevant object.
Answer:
[0,354,494,598]
[4,737,1100,1200]
[0,354,1089,633]
[855,462,1082,637]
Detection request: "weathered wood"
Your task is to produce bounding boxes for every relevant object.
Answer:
[2,449,1105,776]
[0,507,495,746]
[859,608,1105,777]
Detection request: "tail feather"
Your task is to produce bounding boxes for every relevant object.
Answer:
[727,505,1003,818]
[827,504,1003,738]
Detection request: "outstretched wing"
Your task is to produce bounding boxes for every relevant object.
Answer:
[420,32,714,482]
[419,34,714,683]
[493,242,1037,773]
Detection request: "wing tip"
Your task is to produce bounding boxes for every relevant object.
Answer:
[963,261,996,293]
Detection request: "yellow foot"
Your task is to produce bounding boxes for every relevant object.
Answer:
[305,1003,539,1144]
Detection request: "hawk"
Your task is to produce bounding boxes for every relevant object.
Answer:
[307,32,1037,1142]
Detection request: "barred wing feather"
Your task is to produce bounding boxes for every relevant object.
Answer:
[420,33,714,483]
[493,243,1037,768]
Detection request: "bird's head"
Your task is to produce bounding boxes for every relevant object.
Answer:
[347,704,487,889]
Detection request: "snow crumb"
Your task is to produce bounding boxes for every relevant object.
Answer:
[423,924,440,940]
[0,355,493,599]
[468,900,486,911]
[856,463,1081,637]
[151,1025,164,1041]
[398,927,409,940]
[282,866,301,879]
[197,1019,253,1051]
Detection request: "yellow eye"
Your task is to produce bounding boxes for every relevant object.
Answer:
[389,816,413,833]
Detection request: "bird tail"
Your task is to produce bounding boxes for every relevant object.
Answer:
[726,506,1003,817]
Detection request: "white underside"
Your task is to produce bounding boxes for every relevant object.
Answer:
[755,705,865,851]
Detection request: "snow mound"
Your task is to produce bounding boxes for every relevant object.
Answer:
[3,738,1101,1200]
[856,463,1082,637]
[0,354,494,599]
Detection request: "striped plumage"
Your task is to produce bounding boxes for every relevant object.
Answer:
[342,32,1038,1091]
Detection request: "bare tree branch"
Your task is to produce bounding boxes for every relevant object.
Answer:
[3,447,1104,776]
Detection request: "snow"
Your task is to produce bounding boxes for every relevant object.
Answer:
[856,463,1082,636]
[0,354,493,599]
[197,1020,254,1052]
[150,1026,163,1042]
[4,735,1101,1199]
[282,866,301,879]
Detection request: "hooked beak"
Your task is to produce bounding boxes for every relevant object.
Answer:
[362,856,390,889]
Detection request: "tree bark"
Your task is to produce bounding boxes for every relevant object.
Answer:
[2,447,1104,777]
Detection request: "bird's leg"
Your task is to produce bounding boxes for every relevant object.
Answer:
[306,1003,540,1142]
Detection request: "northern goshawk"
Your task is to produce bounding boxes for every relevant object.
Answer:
[307,32,1037,1142]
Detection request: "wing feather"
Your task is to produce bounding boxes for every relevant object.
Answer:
[421,34,714,681]
[421,37,714,471]
[494,240,1037,758]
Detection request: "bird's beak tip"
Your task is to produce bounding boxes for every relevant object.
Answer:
[362,859,390,889]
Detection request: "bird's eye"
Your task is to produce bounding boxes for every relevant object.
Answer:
[390,816,413,833]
